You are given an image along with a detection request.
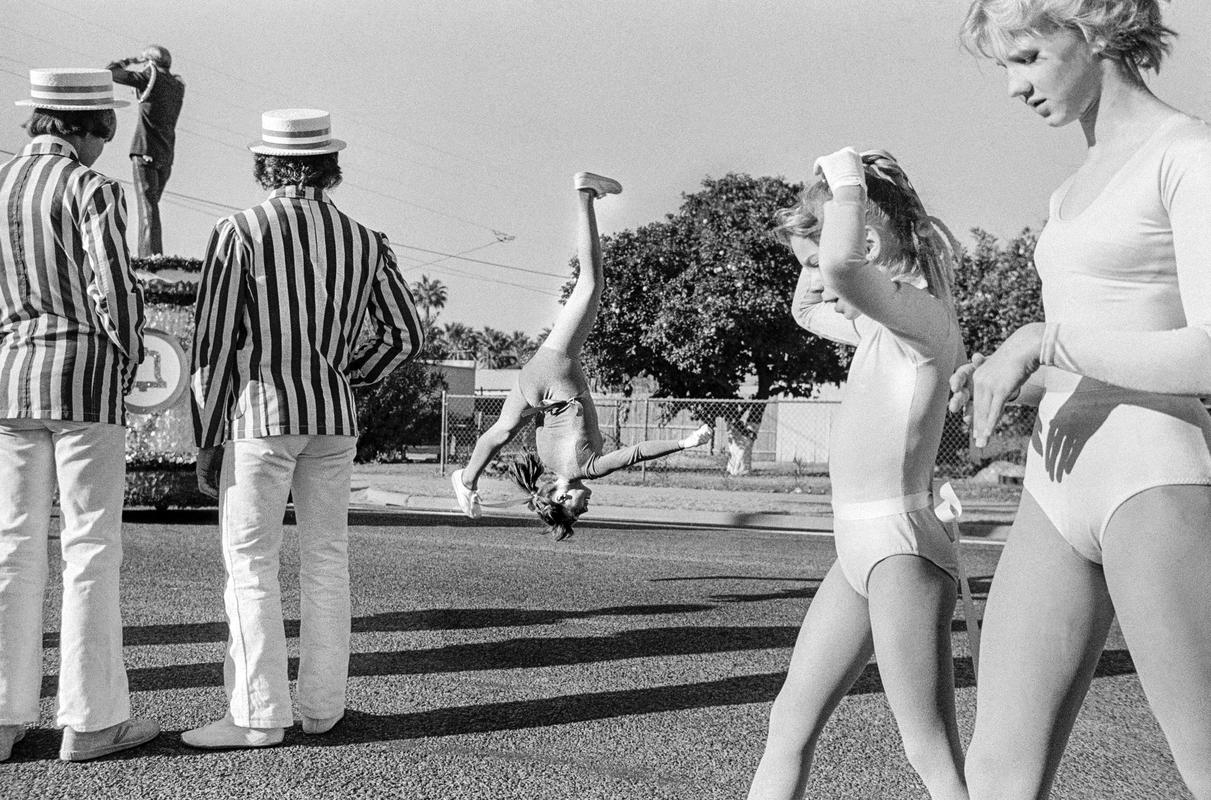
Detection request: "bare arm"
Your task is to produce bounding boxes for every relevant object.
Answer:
[790,263,860,346]
[460,386,532,489]
[817,191,950,351]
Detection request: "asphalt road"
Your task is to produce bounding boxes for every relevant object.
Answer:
[0,511,1191,800]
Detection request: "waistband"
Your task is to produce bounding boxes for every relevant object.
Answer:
[832,491,932,521]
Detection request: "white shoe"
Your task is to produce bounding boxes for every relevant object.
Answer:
[301,711,344,735]
[60,718,159,761]
[679,423,714,449]
[574,172,622,198]
[451,469,482,518]
[181,716,283,750]
[0,725,25,761]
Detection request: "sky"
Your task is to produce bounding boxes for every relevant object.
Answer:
[2,1,1209,335]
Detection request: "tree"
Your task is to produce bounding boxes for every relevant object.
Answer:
[578,173,848,475]
[476,326,513,368]
[412,274,448,328]
[954,228,1043,356]
[353,359,447,462]
[441,322,478,360]
[945,227,1044,466]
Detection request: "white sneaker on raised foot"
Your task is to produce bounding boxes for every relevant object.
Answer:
[451,469,482,518]
[302,711,345,735]
[679,423,714,449]
[574,172,622,198]
[180,716,283,750]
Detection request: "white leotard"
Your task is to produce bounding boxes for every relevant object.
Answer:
[1025,114,1211,562]
[793,198,965,595]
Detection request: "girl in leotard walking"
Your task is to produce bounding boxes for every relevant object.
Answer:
[451,173,712,540]
[747,149,968,800]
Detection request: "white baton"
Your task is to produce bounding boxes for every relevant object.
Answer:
[936,482,981,681]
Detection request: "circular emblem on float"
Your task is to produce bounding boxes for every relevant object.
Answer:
[126,328,189,414]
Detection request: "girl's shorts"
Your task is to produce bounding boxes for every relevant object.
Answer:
[833,493,958,598]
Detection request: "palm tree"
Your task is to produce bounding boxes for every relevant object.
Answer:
[412,274,448,327]
[505,330,536,367]
[441,322,477,361]
[477,326,513,369]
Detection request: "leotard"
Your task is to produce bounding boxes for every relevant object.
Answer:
[794,199,966,596]
[1023,114,1211,562]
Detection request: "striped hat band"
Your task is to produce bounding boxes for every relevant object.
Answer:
[249,108,346,155]
[16,68,127,109]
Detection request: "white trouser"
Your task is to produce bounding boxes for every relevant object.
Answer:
[219,434,357,728]
[0,418,130,731]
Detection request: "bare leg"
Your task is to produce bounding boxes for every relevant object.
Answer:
[965,491,1115,800]
[1103,485,1211,799]
[748,562,874,800]
[541,188,604,358]
[868,555,968,800]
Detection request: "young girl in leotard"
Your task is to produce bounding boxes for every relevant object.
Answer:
[450,173,712,540]
[747,149,968,800]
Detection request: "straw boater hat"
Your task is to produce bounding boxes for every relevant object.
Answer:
[248,109,346,156]
[14,68,128,110]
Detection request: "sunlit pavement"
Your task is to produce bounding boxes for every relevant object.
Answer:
[1,510,1189,800]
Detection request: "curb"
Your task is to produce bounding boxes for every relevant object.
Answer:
[350,487,1012,544]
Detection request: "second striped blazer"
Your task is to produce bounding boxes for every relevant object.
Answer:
[0,136,146,424]
[191,186,423,448]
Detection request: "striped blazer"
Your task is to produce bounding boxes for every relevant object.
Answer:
[0,136,145,425]
[191,186,424,448]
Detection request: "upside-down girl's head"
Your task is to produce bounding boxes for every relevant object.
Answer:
[508,453,585,541]
[773,150,961,306]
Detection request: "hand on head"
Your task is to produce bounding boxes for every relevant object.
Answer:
[813,147,865,191]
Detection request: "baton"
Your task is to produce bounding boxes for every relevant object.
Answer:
[935,481,981,681]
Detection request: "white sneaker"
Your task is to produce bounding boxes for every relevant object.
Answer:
[180,716,283,750]
[679,423,714,449]
[60,718,159,761]
[574,172,622,198]
[451,469,482,518]
[301,711,344,735]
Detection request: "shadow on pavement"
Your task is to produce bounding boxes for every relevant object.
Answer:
[21,649,1139,761]
[43,603,719,648]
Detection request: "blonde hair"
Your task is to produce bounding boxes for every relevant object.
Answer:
[961,0,1176,80]
[772,150,961,306]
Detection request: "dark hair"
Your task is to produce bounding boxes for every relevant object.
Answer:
[772,149,961,305]
[253,153,342,191]
[508,453,577,541]
[24,108,117,142]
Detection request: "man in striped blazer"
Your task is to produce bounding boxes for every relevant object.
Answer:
[0,69,158,762]
[185,109,423,749]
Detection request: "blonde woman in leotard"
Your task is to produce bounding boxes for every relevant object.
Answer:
[952,2,1211,796]
[450,173,712,540]
[747,149,968,800]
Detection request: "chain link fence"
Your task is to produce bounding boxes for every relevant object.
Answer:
[440,393,1030,480]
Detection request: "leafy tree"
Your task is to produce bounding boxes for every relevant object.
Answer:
[946,227,1044,466]
[577,173,848,474]
[954,228,1043,356]
[353,359,447,462]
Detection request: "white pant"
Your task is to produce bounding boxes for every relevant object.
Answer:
[219,434,357,728]
[0,419,130,731]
